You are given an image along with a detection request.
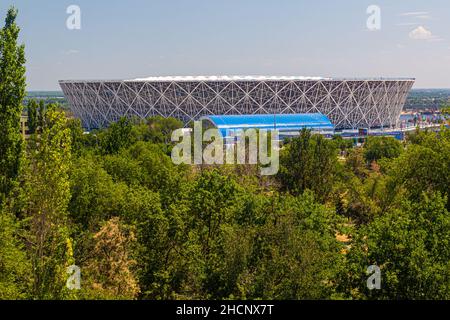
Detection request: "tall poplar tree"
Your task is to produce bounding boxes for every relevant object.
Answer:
[23,106,74,299]
[0,7,30,299]
[0,7,26,204]
[27,100,38,135]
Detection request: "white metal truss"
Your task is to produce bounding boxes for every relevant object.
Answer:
[59,78,415,130]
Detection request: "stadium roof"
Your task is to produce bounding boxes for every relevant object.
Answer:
[60,76,415,83]
[201,113,334,137]
[126,76,415,82]
[128,75,330,82]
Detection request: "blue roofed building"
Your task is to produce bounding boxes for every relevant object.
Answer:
[200,113,335,141]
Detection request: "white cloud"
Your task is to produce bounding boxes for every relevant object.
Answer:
[408,26,444,42]
[409,26,433,40]
[416,15,432,20]
[400,11,429,16]
[396,22,420,27]
[63,49,80,55]
[398,11,433,30]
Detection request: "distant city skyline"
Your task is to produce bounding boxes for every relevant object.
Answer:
[1,0,449,90]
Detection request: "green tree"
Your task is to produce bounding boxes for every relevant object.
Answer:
[387,130,450,210]
[37,100,46,129]
[340,192,450,299]
[345,147,370,179]
[104,141,188,209]
[277,129,338,200]
[0,7,26,203]
[100,117,134,154]
[236,191,345,299]
[332,135,354,152]
[27,100,38,135]
[66,118,86,156]
[187,170,243,298]
[189,169,242,256]
[0,210,31,299]
[69,154,128,231]
[22,106,74,299]
[363,136,403,164]
[121,186,176,299]
[145,116,183,144]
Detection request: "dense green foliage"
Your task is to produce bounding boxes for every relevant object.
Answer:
[340,193,450,299]
[0,7,26,203]
[23,106,73,299]
[2,107,449,299]
[277,129,338,200]
[27,100,38,135]
[363,136,403,164]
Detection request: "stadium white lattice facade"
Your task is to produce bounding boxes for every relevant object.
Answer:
[59,76,415,130]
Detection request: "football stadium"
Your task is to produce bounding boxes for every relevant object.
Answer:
[59,76,415,130]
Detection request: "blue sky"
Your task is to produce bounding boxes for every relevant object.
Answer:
[1,0,449,90]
